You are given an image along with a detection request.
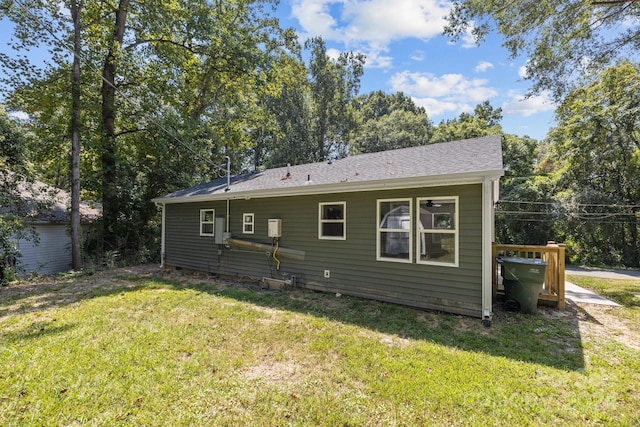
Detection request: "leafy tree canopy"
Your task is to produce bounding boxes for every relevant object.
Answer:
[351,91,433,154]
[0,105,37,260]
[444,0,640,100]
[548,61,640,265]
[431,101,502,143]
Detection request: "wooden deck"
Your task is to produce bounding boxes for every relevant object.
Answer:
[492,242,566,309]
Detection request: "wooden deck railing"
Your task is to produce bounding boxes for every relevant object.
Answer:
[492,241,566,309]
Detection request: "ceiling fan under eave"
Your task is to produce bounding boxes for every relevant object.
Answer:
[425,200,442,208]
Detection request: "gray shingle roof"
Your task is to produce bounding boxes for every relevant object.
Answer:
[155,136,503,203]
[1,175,102,223]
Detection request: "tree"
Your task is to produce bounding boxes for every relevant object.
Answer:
[252,45,314,169]
[98,0,129,252]
[69,0,82,270]
[351,91,433,153]
[0,106,36,266]
[355,90,427,121]
[495,135,557,246]
[2,0,291,261]
[444,0,640,100]
[306,37,365,161]
[547,61,640,266]
[431,101,503,143]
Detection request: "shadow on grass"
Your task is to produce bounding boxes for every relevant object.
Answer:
[0,266,588,371]
[204,283,587,371]
[1,321,77,343]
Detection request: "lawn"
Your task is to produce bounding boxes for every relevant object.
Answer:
[1,267,639,426]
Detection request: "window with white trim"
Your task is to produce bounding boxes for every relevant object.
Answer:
[377,199,412,262]
[200,209,215,237]
[243,213,255,234]
[417,197,458,266]
[319,202,346,240]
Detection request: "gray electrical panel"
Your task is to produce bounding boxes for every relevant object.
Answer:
[214,217,226,244]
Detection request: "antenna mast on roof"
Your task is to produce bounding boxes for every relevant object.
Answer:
[224,156,231,192]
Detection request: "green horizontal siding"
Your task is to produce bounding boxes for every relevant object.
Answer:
[163,184,485,316]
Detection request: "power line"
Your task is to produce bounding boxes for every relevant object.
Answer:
[497,210,636,217]
[498,200,640,209]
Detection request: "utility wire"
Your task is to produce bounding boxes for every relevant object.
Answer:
[498,200,640,209]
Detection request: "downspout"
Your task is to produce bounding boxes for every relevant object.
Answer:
[481,177,494,327]
[158,202,166,268]
[225,155,231,234]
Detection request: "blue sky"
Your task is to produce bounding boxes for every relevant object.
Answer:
[1,0,556,140]
[276,0,557,140]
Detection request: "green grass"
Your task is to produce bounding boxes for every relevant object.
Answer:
[1,269,639,426]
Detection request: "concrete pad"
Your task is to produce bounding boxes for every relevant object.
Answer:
[565,281,621,307]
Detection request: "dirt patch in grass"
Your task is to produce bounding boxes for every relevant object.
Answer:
[569,303,640,351]
[242,359,305,385]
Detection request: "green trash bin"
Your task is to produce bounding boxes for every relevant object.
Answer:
[497,257,547,314]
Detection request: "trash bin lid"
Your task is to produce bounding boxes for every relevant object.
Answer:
[497,256,547,266]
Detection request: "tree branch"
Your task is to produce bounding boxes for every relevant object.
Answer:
[114,128,145,138]
[123,37,198,53]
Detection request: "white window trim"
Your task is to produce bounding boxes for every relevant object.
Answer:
[376,198,413,263]
[318,201,347,240]
[242,213,255,234]
[416,196,459,267]
[199,209,215,237]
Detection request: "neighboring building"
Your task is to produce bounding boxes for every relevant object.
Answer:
[153,136,504,320]
[4,179,101,275]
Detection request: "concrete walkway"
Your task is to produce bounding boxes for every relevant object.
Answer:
[564,281,622,307]
[563,267,639,307]
[566,266,640,280]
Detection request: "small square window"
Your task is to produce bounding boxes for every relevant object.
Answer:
[200,209,215,237]
[243,213,254,234]
[319,202,346,240]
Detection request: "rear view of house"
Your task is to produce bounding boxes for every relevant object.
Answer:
[153,136,504,320]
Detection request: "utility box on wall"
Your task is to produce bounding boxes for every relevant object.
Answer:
[268,219,282,238]
[214,217,226,244]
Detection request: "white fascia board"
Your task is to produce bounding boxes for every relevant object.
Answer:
[152,170,504,205]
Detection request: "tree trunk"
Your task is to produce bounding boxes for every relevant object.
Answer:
[70,0,82,270]
[100,0,130,251]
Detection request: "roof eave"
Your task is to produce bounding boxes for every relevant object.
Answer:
[152,169,504,205]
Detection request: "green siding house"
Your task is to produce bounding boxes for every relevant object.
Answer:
[153,136,504,320]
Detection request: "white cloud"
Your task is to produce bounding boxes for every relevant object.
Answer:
[411,97,469,116]
[291,0,450,68]
[460,27,477,49]
[411,49,425,62]
[363,47,394,68]
[501,90,556,117]
[475,61,493,73]
[389,70,498,117]
[326,48,342,61]
[339,0,449,42]
[390,71,498,100]
[518,64,529,79]
[292,0,339,38]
